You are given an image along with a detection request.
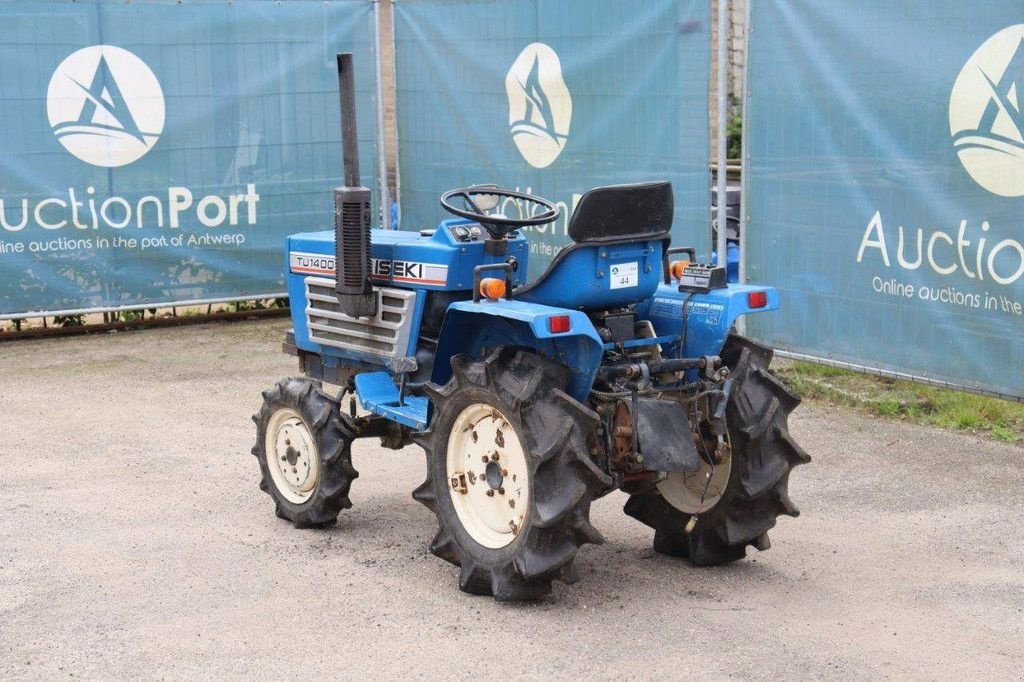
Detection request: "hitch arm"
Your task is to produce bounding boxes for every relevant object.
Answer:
[596,356,716,382]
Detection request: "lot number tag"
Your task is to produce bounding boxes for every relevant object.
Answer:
[610,261,639,289]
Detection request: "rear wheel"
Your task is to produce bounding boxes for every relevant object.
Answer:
[624,334,810,565]
[252,378,359,528]
[414,348,611,601]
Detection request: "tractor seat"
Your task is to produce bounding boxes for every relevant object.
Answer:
[514,181,673,310]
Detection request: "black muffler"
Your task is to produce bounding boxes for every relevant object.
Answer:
[333,52,376,318]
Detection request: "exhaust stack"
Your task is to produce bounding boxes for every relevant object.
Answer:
[333,52,376,318]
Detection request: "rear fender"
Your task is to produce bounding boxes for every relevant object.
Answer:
[636,283,779,358]
[433,300,604,402]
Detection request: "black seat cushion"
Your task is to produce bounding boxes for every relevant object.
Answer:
[568,181,674,243]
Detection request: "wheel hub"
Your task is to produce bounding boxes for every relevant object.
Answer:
[446,404,529,549]
[484,460,504,489]
[265,408,320,504]
[657,438,732,515]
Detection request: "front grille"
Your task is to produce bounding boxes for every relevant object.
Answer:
[305,277,416,360]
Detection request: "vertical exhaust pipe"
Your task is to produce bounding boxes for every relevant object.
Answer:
[333,52,377,318]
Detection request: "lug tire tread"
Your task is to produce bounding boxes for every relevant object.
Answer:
[623,334,809,566]
[252,377,359,529]
[415,348,605,601]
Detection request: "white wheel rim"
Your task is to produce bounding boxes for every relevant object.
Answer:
[656,441,732,515]
[446,403,529,549]
[265,408,319,504]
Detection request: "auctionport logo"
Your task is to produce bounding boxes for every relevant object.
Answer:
[950,25,1024,197]
[505,43,571,169]
[47,45,165,168]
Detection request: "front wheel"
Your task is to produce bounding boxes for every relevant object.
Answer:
[624,334,810,565]
[413,348,611,601]
[252,378,359,528]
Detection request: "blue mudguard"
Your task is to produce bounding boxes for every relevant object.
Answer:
[635,283,780,359]
[432,299,605,402]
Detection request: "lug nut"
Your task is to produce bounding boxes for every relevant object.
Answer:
[486,489,495,497]
[498,487,505,495]
[491,453,499,461]
[481,455,489,463]
[502,469,508,476]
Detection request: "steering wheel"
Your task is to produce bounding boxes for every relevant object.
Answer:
[440,186,560,238]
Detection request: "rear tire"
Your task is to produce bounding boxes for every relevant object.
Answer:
[624,334,810,565]
[252,377,359,528]
[413,348,611,601]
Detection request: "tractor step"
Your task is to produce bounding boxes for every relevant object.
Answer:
[354,371,428,430]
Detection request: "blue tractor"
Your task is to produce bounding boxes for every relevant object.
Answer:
[252,55,809,601]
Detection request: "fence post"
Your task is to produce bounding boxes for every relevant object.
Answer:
[715,0,729,269]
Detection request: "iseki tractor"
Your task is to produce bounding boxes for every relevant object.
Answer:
[251,54,809,601]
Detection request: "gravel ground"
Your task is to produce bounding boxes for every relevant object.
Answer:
[1,319,1021,680]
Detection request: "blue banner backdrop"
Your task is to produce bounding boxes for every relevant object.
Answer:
[392,0,711,278]
[0,0,379,316]
[744,1,1024,399]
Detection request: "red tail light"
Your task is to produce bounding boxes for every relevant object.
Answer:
[747,291,768,309]
[548,315,571,334]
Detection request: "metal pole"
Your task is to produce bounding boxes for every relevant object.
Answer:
[738,0,750,288]
[373,0,391,228]
[715,0,729,268]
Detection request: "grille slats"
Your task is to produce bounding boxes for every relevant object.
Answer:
[308,326,395,353]
[308,315,398,340]
[304,277,416,363]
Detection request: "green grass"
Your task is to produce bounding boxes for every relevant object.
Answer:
[775,361,1024,443]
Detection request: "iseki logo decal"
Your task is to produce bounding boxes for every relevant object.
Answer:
[371,259,448,286]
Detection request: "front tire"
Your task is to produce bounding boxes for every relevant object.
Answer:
[413,348,611,601]
[624,334,810,565]
[252,378,359,528]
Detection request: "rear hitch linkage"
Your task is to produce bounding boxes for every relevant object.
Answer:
[594,354,722,382]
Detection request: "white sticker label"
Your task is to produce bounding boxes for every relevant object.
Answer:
[289,251,450,287]
[290,251,336,276]
[609,261,639,290]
